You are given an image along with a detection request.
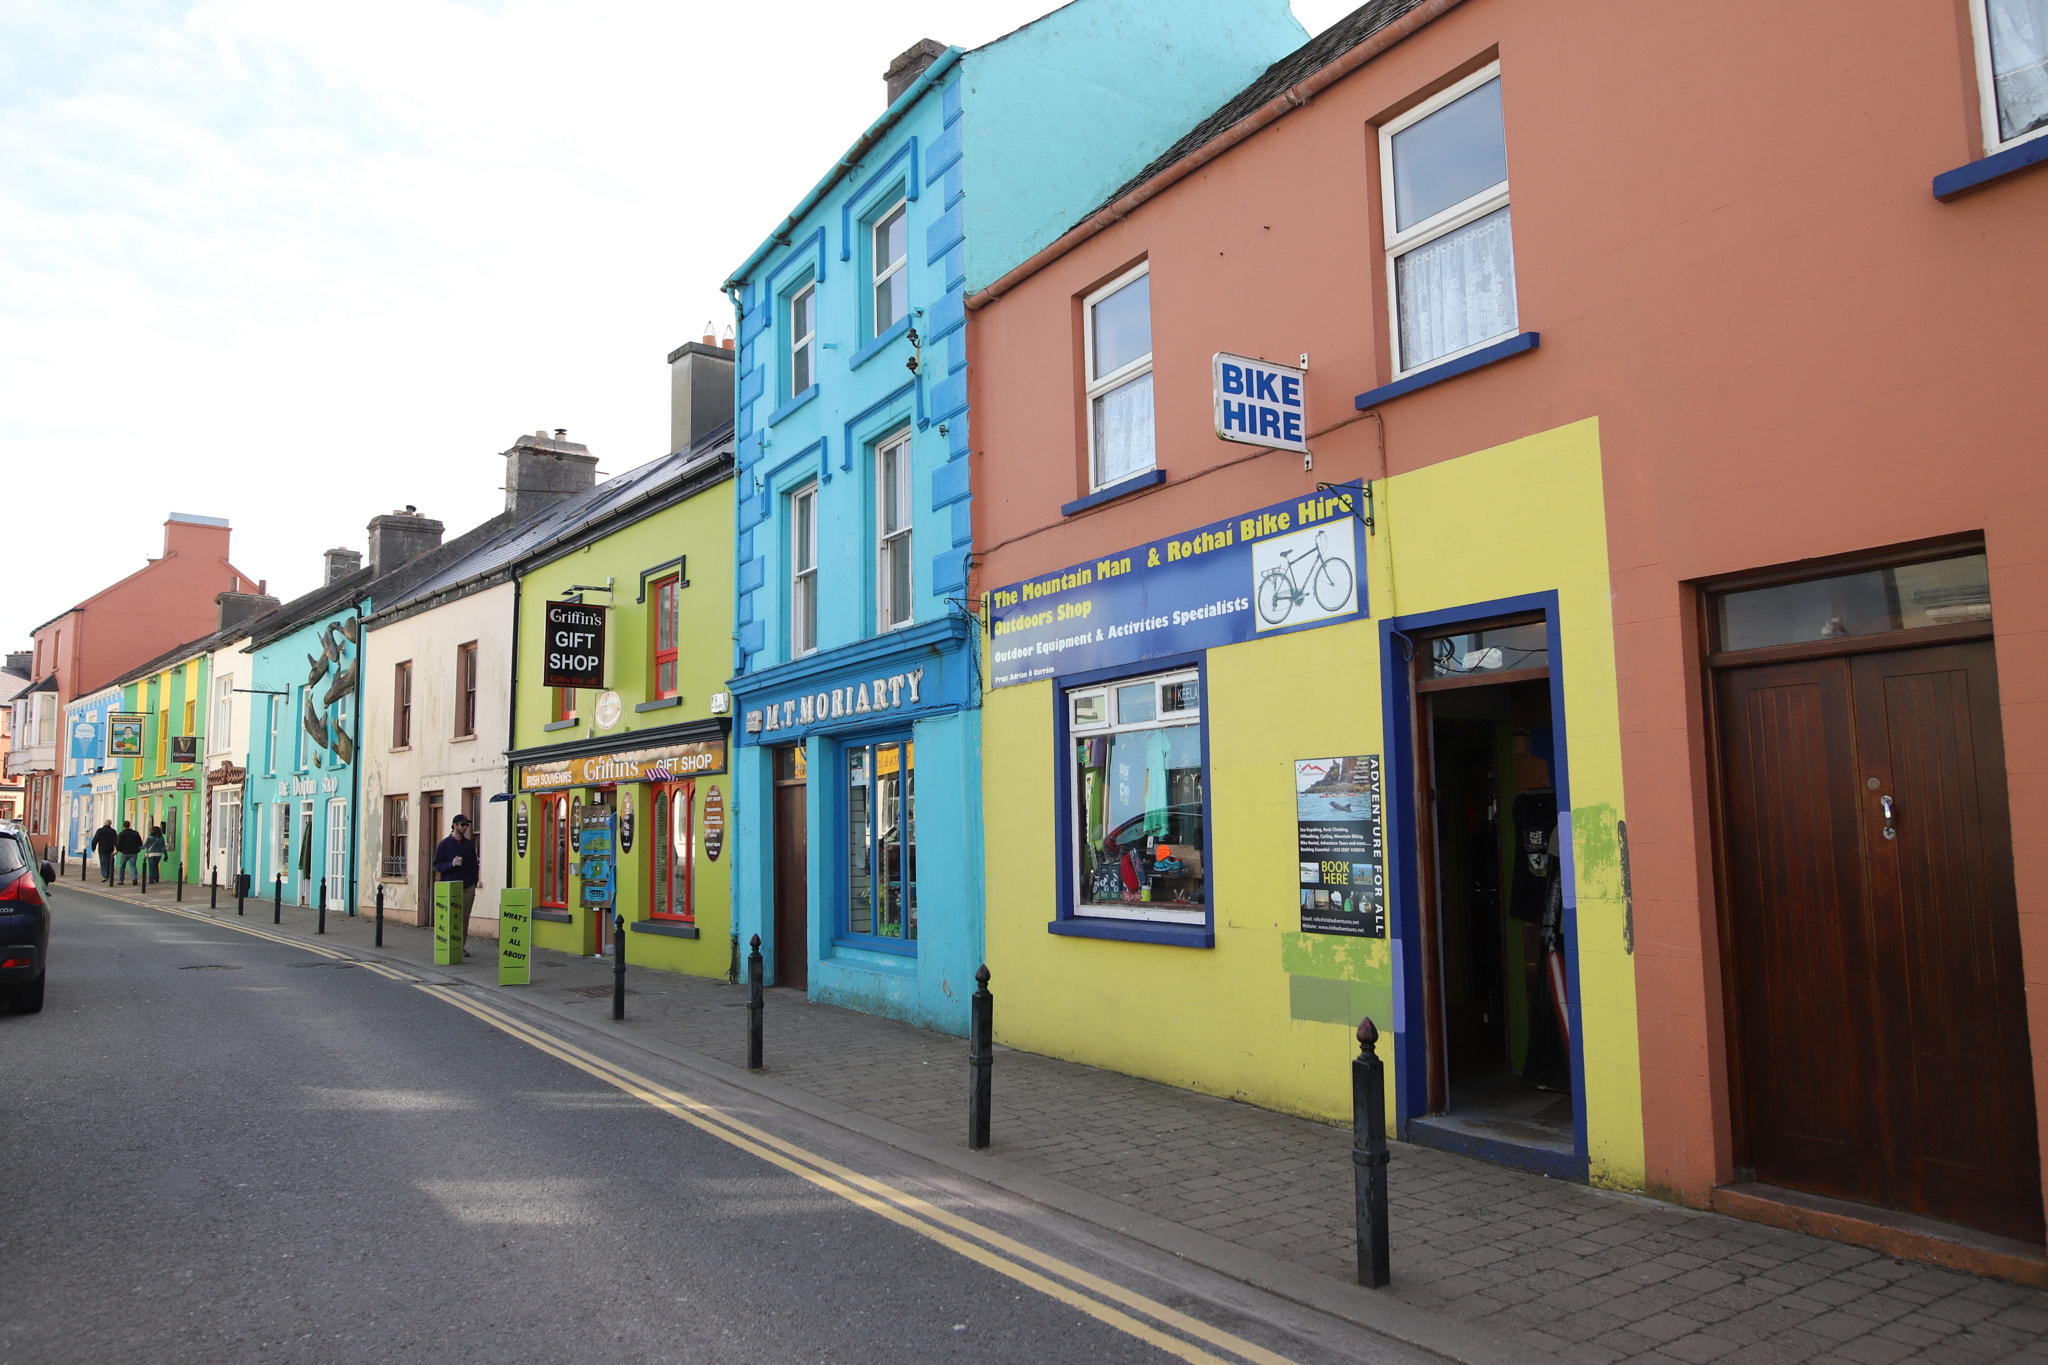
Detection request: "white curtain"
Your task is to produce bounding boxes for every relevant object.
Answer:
[1396,206,1518,371]
[1093,371,1155,486]
[1991,0,2048,142]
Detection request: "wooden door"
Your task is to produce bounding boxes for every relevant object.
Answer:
[418,792,444,926]
[1719,640,2041,1240]
[773,768,808,991]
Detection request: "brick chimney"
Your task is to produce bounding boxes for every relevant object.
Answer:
[503,430,600,520]
[365,508,445,578]
[323,548,363,583]
[667,339,737,454]
[885,39,945,105]
[215,590,280,633]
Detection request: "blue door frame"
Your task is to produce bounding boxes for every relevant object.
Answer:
[1378,590,1590,1182]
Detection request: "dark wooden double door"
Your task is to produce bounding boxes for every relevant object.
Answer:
[1718,640,2041,1241]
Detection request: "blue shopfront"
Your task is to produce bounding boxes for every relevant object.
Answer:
[729,616,979,1032]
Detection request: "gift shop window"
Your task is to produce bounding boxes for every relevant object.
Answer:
[651,574,681,698]
[843,739,915,950]
[1083,263,1154,490]
[1381,65,1516,376]
[538,792,570,909]
[1974,0,2048,152]
[1069,668,1205,925]
[648,780,694,922]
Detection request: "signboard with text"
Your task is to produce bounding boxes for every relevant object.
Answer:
[577,807,615,908]
[1213,352,1309,453]
[1296,755,1386,938]
[542,601,607,689]
[984,486,1366,688]
[170,735,198,766]
[498,888,532,985]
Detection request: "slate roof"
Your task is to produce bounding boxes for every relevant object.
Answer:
[1082,0,1427,221]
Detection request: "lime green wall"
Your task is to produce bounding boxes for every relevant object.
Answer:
[982,419,1645,1192]
[509,476,735,978]
[120,656,208,874]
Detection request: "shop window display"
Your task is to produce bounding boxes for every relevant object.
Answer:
[538,793,570,909]
[844,739,915,945]
[649,780,694,922]
[1069,669,1205,925]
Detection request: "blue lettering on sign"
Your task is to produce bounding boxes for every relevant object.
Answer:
[1212,352,1310,453]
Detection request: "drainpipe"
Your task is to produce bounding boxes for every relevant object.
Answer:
[505,576,522,892]
[346,602,365,919]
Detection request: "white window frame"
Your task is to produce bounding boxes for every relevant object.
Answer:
[788,281,817,397]
[212,675,233,755]
[871,199,908,337]
[266,695,279,777]
[1379,62,1514,378]
[1066,666,1204,926]
[1972,0,2048,154]
[876,430,914,632]
[1082,261,1155,492]
[790,483,819,658]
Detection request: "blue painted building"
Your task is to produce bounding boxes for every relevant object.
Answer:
[721,1,1307,1032]
[60,684,125,859]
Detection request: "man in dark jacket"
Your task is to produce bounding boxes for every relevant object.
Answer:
[90,820,117,883]
[115,822,143,885]
[432,814,479,958]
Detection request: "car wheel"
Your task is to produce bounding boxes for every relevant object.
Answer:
[8,972,44,1014]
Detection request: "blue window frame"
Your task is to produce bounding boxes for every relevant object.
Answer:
[839,734,915,953]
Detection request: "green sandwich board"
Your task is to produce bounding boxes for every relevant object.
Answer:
[433,881,460,965]
[498,888,532,985]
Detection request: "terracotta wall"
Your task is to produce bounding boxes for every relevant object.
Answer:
[969,0,2047,1204]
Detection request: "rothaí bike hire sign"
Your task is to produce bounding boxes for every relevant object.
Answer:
[984,484,1366,688]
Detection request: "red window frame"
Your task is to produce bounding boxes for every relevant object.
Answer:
[648,780,694,922]
[538,793,570,909]
[554,686,575,722]
[653,574,681,699]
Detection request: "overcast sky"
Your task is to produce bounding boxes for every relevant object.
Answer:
[0,0,1355,653]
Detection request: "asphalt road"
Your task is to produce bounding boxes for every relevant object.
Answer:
[1,889,1429,1365]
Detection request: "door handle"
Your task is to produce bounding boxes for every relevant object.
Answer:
[1880,794,1896,841]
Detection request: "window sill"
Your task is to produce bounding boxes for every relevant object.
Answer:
[1933,136,2048,201]
[634,697,682,713]
[1353,331,1539,411]
[768,385,819,427]
[534,909,574,923]
[1048,918,1214,948]
[831,935,918,960]
[849,316,911,371]
[1061,468,1165,518]
[631,918,699,939]
[450,733,476,744]
[388,746,411,754]
[542,719,578,732]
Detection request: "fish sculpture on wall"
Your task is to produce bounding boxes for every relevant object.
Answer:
[297,615,358,767]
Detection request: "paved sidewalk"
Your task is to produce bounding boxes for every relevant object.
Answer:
[78,879,2048,1364]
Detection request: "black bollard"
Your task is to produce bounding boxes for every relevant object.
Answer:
[968,964,994,1150]
[236,873,245,916]
[59,849,66,879]
[175,861,184,902]
[746,934,764,1071]
[612,913,627,1021]
[273,873,282,925]
[374,883,384,947]
[1353,1017,1391,1289]
[317,878,326,935]
[210,866,218,910]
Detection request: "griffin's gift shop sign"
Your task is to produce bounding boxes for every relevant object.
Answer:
[517,738,726,791]
[543,601,607,689]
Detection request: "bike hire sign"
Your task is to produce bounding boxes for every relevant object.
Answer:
[984,485,1366,689]
[542,601,607,689]
[1213,353,1308,454]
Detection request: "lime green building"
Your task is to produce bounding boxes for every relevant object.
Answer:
[117,652,209,879]
[507,378,735,977]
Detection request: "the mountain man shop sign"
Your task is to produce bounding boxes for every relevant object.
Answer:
[517,738,726,791]
[984,484,1367,687]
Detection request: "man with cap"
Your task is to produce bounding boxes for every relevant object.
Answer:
[432,814,480,958]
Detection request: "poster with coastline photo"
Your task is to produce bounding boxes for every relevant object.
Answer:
[1296,755,1386,938]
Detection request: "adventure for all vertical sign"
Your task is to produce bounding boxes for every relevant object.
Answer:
[1296,755,1386,937]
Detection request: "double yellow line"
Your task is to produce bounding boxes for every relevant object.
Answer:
[418,983,1304,1365]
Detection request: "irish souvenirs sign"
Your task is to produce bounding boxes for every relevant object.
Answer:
[984,485,1366,688]
[1296,755,1386,938]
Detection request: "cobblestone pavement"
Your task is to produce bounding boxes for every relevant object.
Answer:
[75,880,2048,1364]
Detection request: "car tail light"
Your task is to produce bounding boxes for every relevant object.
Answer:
[0,958,28,969]
[0,872,44,907]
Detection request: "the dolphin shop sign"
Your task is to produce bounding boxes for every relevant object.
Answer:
[744,668,929,742]
[984,485,1367,688]
[1213,353,1308,453]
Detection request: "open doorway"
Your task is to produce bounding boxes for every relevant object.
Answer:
[1412,616,1575,1160]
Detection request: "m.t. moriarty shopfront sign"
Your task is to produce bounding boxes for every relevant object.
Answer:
[983,485,1367,688]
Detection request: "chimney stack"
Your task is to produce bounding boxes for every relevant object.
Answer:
[502,431,599,520]
[215,590,281,633]
[4,651,29,677]
[365,508,445,578]
[667,339,737,454]
[885,39,945,105]
[324,548,363,583]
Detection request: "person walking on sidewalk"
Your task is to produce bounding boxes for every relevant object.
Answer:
[433,814,479,958]
[143,825,166,886]
[115,822,142,885]
[90,820,117,883]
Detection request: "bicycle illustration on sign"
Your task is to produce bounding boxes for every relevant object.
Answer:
[1252,525,1357,629]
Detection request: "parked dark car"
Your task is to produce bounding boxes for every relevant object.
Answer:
[0,823,53,1014]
